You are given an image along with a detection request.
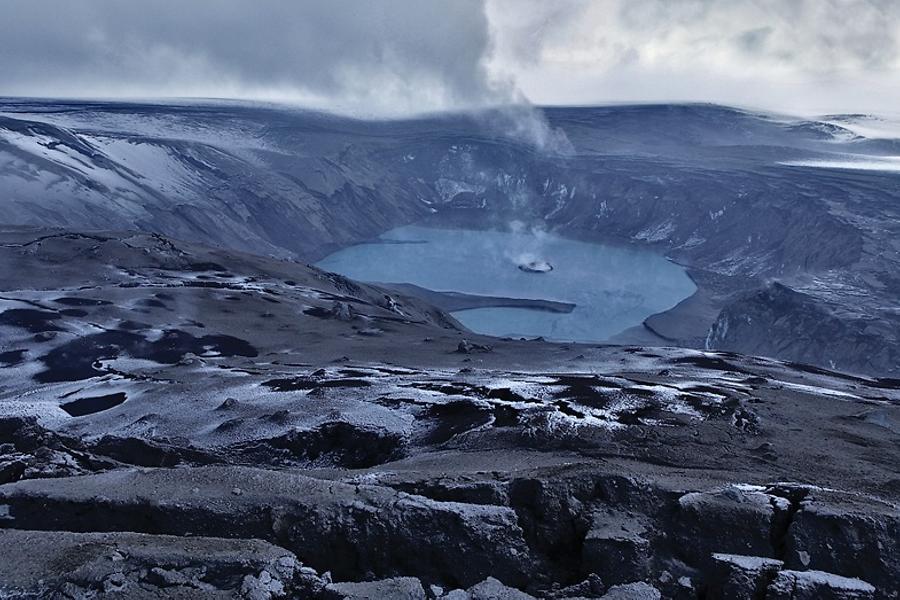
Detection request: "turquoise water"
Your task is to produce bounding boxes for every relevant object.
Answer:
[316,226,696,342]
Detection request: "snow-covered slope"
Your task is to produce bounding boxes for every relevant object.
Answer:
[0,103,433,259]
[2,100,900,375]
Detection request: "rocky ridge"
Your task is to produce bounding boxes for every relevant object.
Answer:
[0,230,897,598]
[2,101,900,374]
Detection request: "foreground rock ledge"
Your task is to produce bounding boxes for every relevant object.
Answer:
[0,464,895,598]
[0,529,882,599]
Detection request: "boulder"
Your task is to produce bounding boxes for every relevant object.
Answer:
[553,574,606,598]
[599,582,661,600]
[327,577,426,599]
[0,528,312,599]
[582,511,650,585]
[676,485,789,566]
[706,553,783,600]
[783,489,900,594]
[766,570,876,600]
[457,339,493,354]
[468,577,536,599]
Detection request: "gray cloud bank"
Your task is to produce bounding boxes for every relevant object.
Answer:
[488,0,900,114]
[1,0,899,115]
[0,0,511,116]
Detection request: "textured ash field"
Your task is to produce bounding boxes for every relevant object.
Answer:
[0,229,896,599]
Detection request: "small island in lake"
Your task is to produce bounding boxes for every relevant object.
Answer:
[518,260,553,273]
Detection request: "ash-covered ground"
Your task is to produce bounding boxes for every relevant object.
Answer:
[0,229,897,599]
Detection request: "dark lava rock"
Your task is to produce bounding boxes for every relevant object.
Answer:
[582,511,651,586]
[782,488,900,594]
[0,417,110,482]
[35,328,258,382]
[457,339,493,354]
[420,400,495,445]
[60,392,127,417]
[597,582,661,599]
[0,308,64,333]
[304,300,356,321]
[326,577,427,599]
[90,436,221,468]
[0,416,76,457]
[766,570,876,600]
[262,376,371,391]
[229,422,405,468]
[0,349,26,366]
[675,485,790,568]
[0,529,312,599]
[216,397,240,410]
[0,460,25,486]
[467,576,536,599]
[53,297,113,306]
[706,553,783,600]
[550,574,606,598]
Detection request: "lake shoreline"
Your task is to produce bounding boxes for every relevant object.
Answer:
[382,282,576,314]
[317,224,697,342]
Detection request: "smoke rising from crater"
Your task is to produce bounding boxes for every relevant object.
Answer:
[0,0,573,151]
[0,0,509,117]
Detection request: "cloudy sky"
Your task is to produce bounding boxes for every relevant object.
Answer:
[1,0,898,116]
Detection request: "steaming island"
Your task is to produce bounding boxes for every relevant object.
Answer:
[517,259,553,273]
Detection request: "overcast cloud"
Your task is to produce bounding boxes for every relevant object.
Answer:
[487,0,900,115]
[1,0,898,116]
[0,0,508,116]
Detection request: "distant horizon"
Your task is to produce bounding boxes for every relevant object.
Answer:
[2,1,898,118]
[4,95,899,123]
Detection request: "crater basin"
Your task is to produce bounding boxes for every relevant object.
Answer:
[316,225,696,342]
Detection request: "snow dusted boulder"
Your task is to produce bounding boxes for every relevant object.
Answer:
[582,511,651,585]
[0,465,534,588]
[327,576,427,599]
[676,485,790,567]
[430,577,536,600]
[468,577,536,599]
[783,488,900,595]
[707,553,783,600]
[599,582,661,600]
[766,570,876,600]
